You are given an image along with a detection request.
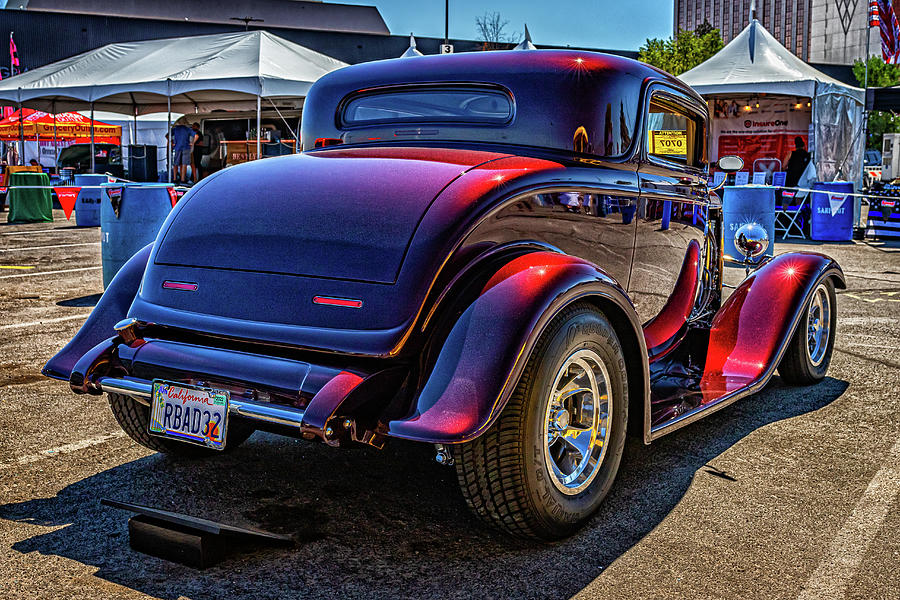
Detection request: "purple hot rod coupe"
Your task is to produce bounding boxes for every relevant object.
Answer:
[44,50,843,540]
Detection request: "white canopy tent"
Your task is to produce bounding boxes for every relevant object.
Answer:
[680,19,865,187]
[0,30,348,177]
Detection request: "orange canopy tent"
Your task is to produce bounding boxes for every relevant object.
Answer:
[0,108,121,143]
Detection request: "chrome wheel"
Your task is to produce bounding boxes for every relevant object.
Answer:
[542,348,612,495]
[806,283,831,367]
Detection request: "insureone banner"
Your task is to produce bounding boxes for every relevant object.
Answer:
[710,97,811,176]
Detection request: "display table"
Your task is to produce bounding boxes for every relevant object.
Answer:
[223,140,297,166]
[7,172,53,223]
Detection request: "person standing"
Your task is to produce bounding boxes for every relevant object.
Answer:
[785,136,811,188]
[169,119,195,184]
[190,122,204,183]
[5,142,18,167]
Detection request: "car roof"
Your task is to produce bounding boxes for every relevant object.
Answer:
[302,50,703,158]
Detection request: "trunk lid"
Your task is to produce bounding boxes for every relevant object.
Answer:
[153,148,507,284]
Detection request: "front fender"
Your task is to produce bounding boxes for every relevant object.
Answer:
[643,251,847,441]
[703,251,845,389]
[387,252,647,444]
[42,243,152,381]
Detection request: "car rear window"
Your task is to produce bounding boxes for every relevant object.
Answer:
[342,87,513,126]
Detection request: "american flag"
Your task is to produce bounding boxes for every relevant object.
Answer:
[879,0,900,63]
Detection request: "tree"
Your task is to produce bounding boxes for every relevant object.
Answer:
[638,22,724,76]
[853,55,900,88]
[476,12,517,51]
[852,56,900,149]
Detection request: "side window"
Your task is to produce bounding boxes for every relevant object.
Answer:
[647,96,706,168]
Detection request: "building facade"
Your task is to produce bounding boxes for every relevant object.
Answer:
[674,0,878,65]
[0,3,638,80]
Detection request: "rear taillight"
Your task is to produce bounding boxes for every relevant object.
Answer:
[312,296,363,308]
[314,137,342,148]
[162,281,199,291]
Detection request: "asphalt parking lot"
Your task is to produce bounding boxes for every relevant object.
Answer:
[1,210,899,600]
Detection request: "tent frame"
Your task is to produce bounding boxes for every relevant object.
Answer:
[0,30,347,181]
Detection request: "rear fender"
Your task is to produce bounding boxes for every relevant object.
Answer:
[386,252,649,444]
[42,243,152,381]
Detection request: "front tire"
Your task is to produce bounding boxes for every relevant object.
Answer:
[778,278,837,385]
[108,392,253,456]
[454,303,628,540]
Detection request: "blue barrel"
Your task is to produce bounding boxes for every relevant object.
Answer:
[722,185,775,261]
[100,183,175,288]
[810,181,854,241]
[74,174,108,227]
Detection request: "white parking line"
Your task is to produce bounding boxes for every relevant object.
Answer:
[0,242,99,252]
[0,313,90,330]
[0,266,101,279]
[797,438,900,600]
[838,316,899,326]
[0,431,127,471]
[0,228,69,236]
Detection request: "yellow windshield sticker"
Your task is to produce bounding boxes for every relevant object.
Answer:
[649,130,687,156]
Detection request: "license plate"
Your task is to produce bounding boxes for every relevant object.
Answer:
[148,381,229,450]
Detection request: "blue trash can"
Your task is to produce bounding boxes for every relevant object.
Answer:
[810,181,854,241]
[74,174,108,227]
[722,185,775,261]
[100,183,175,289]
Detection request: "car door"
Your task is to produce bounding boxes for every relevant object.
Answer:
[629,86,710,352]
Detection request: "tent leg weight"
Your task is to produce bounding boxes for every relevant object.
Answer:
[128,515,227,569]
[101,498,294,569]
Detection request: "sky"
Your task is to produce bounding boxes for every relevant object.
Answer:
[337,0,675,51]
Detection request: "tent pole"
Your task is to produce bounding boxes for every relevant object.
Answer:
[256,94,261,160]
[167,79,172,183]
[90,102,95,173]
[52,101,58,171]
[17,89,24,166]
[861,20,873,227]
[17,102,24,165]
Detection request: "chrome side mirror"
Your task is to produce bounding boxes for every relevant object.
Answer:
[717,155,744,173]
[710,156,745,192]
[734,222,769,275]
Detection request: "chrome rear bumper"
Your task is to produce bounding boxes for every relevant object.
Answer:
[98,376,306,430]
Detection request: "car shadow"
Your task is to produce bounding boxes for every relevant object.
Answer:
[0,376,848,599]
[56,293,102,307]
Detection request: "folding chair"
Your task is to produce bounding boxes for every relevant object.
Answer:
[734,171,749,186]
[775,188,808,239]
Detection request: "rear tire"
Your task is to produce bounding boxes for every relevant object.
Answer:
[778,278,837,385]
[108,392,253,456]
[454,303,628,540]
